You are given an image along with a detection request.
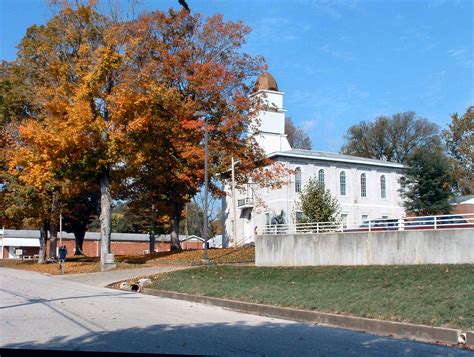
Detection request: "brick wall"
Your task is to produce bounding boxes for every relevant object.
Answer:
[452,204,474,215]
[3,237,204,259]
[44,239,203,257]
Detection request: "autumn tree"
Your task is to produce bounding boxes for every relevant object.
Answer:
[0,169,56,263]
[9,3,129,269]
[116,10,280,251]
[341,112,440,163]
[285,117,312,150]
[401,148,453,215]
[61,183,100,255]
[6,2,287,259]
[443,106,474,195]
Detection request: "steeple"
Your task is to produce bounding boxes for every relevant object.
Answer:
[251,72,291,154]
[254,72,279,92]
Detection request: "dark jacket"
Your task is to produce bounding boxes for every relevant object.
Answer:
[59,247,67,260]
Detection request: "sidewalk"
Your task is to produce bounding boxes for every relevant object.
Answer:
[55,265,188,287]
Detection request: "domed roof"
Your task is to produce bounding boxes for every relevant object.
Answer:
[254,72,279,92]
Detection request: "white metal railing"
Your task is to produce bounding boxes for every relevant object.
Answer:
[261,213,474,235]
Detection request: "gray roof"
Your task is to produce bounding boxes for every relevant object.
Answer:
[269,149,404,169]
[449,195,474,204]
[1,230,201,242]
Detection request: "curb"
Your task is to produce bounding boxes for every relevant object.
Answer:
[142,288,472,348]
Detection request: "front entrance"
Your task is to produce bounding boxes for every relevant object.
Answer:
[241,208,253,245]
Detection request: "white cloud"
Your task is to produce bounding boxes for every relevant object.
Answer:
[398,28,436,52]
[250,16,312,45]
[304,0,359,19]
[319,43,356,61]
[418,70,447,107]
[447,48,474,69]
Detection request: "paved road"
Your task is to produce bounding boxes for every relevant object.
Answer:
[55,265,188,287]
[0,268,469,356]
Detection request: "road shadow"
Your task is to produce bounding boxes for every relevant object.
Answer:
[2,320,469,356]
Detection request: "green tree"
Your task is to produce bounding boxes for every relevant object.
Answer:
[401,148,453,215]
[341,112,440,163]
[299,178,340,224]
[443,106,474,195]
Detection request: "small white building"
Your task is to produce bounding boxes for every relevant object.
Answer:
[224,72,405,246]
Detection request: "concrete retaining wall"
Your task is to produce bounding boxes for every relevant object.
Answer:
[256,229,474,266]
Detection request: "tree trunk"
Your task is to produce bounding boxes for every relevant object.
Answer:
[170,203,182,251]
[49,190,59,259]
[73,225,86,256]
[149,204,157,253]
[49,221,58,259]
[99,168,113,269]
[38,222,48,264]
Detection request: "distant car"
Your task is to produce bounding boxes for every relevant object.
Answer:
[344,218,400,232]
[404,215,474,230]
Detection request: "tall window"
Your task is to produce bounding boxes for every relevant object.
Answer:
[295,167,302,193]
[265,212,270,226]
[360,173,367,197]
[318,169,325,187]
[339,171,346,196]
[380,175,386,198]
[341,214,348,228]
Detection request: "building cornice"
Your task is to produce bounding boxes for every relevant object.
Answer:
[268,150,405,169]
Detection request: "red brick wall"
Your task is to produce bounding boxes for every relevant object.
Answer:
[19,247,40,257]
[2,246,40,258]
[2,237,205,259]
[44,239,202,257]
[452,204,474,222]
[452,204,474,215]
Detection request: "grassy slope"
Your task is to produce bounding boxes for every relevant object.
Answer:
[150,264,474,330]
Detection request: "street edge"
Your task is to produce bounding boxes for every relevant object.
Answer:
[142,288,473,348]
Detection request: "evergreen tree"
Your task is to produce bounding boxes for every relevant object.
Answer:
[401,148,453,215]
[299,178,340,223]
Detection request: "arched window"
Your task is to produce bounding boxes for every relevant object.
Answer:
[340,171,346,196]
[295,167,302,193]
[380,175,386,198]
[360,173,367,197]
[318,169,325,188]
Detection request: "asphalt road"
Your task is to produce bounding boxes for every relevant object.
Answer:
[0,267,469,356]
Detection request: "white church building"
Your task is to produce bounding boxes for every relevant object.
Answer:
[224,72,406,246]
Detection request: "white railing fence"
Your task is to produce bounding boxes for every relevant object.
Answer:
[261,213,474,235]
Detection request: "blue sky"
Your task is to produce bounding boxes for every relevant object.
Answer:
[1,0,472,152]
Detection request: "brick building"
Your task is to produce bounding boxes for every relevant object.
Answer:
[0,229,205,259]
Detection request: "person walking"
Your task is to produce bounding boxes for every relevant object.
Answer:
[58,245,68,275]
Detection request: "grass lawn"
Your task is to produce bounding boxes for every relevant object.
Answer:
[149,264,474,330]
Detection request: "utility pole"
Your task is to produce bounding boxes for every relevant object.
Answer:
[185,202,188,251]
[59,212,63,247]
[202,118,209,262]
[231,157,237,248]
